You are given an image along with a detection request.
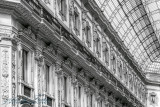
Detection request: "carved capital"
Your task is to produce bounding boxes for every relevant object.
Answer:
[95,92,101,102]
[35,50,44,67]
[99,85,105,93]
[90,77,96,86]
[104,97,109,105]
[64,57,72,69]
[55,63,63,76]
[22,26,36,40]
[71,76,78,87]
[84,85,90,95]
[44,43,56,55]
[78,68,85,78]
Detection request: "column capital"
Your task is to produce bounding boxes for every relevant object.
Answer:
[35,50,44,67]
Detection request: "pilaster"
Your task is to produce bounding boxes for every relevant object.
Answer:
[0,33,17,107]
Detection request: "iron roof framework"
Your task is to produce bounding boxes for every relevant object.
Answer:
[95,0,160,73]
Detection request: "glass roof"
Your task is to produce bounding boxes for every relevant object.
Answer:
[95,0,160,73]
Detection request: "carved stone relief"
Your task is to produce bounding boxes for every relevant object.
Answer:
[35,50,44,107]
[45,43,56,55]
[64,57,72,69]
[22,26,36,40]
[1,48,10,106]
[149,92,158,106]
[12,49,16,107]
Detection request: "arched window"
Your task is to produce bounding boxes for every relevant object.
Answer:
[102,41,109,65]
[111,53,116,73]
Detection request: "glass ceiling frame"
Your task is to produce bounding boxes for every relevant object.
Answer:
[95,0,160,73]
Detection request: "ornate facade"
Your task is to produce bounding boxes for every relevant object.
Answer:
[0,0,159,107]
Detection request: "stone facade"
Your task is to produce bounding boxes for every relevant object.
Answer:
[0,0,158,107]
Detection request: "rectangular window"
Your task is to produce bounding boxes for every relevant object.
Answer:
[90,94,93,107]
[74,7,80,35]
[22,49,28,82]
[86,22,91,47]
[47,97,52,106]
[58,0,67,20]
[24,86,31,97]
[111,55,116,73]
[96,38,101,57]
[46,65,50,93]
[78,86,81,107]
[103,43,109,65]
[64,76,67,101]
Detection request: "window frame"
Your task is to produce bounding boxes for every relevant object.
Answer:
[22,49,29,82]
[85,21,92,47]
[103,41,109,65]
[58,0,67,21]
[111,53,116,73]
[45,64,50,93]
[74,7,80,35]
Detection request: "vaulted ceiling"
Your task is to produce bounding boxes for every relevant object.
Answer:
[95,0,160,73]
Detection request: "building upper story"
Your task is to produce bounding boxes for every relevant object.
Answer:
[38,0,146,102]
[1,0,160,107]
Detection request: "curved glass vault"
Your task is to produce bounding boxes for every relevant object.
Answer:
[95,0,160,73]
